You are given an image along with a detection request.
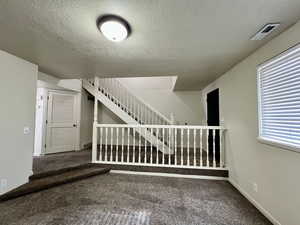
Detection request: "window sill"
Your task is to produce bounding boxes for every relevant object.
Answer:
[257,137,300,154]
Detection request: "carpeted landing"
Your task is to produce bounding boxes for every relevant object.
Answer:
[33,149,92,174]
[0,173,272,225]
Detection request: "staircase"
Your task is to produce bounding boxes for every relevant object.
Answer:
[82,77,174,154]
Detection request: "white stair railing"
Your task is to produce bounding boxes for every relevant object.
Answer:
[86,77,173,125]
[94,124,226,169]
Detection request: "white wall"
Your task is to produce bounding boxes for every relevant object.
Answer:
[129,89,204,125]
[117,76,204,125]
[37,72,62,90]
[97,89,204,126]
[203,21,300,225]
[0,50,37,194]
[37,72,82,92]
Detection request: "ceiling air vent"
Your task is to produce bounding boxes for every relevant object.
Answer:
[250,23,280,40]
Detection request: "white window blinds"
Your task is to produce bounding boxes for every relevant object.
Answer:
[258,44,300,151]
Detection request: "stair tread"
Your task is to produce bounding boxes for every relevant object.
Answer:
[30,163,96,180]
[0,165,110,201]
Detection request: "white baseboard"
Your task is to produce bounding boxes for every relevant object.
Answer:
[110,170,228,180]
[229,178,280,225]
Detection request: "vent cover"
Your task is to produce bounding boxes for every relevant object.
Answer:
[251,23,280,40]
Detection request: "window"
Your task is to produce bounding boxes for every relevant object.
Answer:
[257,44,300,152]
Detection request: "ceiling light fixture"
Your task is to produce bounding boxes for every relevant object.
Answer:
[97,15,131,42]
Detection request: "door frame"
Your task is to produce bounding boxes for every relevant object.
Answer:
[202,82,223,126]
[38,89,81,155]
[206,88,220,126]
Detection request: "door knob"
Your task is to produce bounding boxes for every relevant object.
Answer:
[73,124,77,127]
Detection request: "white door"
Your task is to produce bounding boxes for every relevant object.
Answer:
[46,91,77,154]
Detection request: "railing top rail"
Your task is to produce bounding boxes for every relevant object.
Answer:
[97,77,172,124]
[96,123,225,130]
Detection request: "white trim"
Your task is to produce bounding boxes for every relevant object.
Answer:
[257,66,263,138]
[75,92,82,151]
[44,89,80,154]
[229,178,281,225]
[201,81,222,126]
[258,42,300,68]
[96,123,225,130]
[257,43,300,153]
[257,137,300,153]
[94,161,227,170]
[110,170,228,180]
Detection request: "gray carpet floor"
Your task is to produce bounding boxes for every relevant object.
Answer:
[33,150,92,174]
[0,173,271,225]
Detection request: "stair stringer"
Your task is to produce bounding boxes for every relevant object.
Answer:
[83,80,173,154]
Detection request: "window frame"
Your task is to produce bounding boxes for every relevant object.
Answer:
[257,43,300,153]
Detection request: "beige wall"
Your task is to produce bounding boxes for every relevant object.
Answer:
[97,90,204,125]
[0,50,38,194]
[203,21,300,225]
[128,89,204,125]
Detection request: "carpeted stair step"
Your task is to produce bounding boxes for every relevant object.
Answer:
[29,163,98,181]
[0,165,110,202]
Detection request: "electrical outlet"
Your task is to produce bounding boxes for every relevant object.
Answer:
[0,179,7,189]
[253,183,258,193]
[23,127,31,135]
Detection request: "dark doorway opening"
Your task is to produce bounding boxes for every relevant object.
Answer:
[206,89,220,165]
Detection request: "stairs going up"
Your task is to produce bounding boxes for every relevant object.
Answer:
[82,77,174,154]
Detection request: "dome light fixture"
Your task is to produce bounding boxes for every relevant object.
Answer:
[97,15,131,42]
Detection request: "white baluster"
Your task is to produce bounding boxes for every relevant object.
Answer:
[133,128,135,163]
[220,129,223,168]
[127,127,130,163]
[144,127,147,163]
[181,128,183,166]
[99,127,103,161]
[121,127,124,163]
[200,129,203,167]
[194,128,196,166]
[175,128,177,165]
[168,127,171,165]
[213,129,216,167]
[110,127,113,162]
[187,129,190,166]
[151,111,154,125]
[139,126,142,163]
[138,104,140,123]
[150,127,153,164]
[162,128,165,165]
[206,129,209,167]
[105,127,108,161]
[116,127,119,162]
[156,128,159,164]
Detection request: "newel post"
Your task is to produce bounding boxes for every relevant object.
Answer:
[92,77,99,163]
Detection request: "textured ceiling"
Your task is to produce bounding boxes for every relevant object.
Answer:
[0,0,300,90]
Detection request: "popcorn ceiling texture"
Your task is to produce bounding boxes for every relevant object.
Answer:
[0,0,299,90]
